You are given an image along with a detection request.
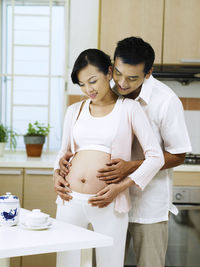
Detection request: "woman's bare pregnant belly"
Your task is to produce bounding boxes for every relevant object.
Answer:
[66,150,110,194]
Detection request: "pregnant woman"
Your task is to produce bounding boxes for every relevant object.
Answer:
[54,49,164,267]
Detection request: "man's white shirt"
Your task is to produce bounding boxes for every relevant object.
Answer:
[117,75,192,224]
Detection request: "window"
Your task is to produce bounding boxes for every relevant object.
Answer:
[0,0,69,151]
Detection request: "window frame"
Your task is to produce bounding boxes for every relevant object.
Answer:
[0,0,69,151]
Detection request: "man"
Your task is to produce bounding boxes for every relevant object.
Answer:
[54,37,191,267]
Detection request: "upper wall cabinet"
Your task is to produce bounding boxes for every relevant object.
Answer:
[163,0,200,64]
[99,0,164,64]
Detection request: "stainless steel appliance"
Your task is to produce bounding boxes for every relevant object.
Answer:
[165,154,200,267]
[152,65,200,84]
[125,186,200,267]
[166,186,200,267]
[184,153,200,165]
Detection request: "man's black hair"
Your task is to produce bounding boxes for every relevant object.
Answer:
[114,37,155,75]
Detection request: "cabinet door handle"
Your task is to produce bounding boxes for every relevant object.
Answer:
[26,170,53,176]
[181,58,200,63]
[0,170,22,175]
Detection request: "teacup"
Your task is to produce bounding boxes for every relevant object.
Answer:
[25,209,50,227]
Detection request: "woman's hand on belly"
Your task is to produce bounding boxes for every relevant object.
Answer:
[89,176,134,207]
[59,151,73,177]
[53,169,72,201]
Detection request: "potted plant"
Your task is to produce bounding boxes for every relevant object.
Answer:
[24,121,50,157]
[0,124,17,156]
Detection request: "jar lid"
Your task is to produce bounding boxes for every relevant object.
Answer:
[26,209,49,219]
[0,192,19,203]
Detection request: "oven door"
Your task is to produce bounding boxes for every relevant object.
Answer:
[166,204,200,267]
[124,205,200,267]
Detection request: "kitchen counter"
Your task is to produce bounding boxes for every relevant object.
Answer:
[0,151,57,168]
[0,151,199,189]
[173,165,200,187]
[0,151,200,171]
[174,164,200,172]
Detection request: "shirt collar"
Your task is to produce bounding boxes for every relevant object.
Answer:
[135,75,155,105]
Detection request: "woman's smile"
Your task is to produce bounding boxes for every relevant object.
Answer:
[89,92,98,99]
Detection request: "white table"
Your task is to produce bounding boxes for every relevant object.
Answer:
[0,209,113,267]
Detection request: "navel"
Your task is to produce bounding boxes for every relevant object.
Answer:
[81,178,86,183]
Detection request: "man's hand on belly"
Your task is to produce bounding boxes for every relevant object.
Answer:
[88,184,121,208]
[89,177,136,208]
[53,169,72,201]
[97,158,139,184]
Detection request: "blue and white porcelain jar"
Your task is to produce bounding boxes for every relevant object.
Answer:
[0,192,20,226]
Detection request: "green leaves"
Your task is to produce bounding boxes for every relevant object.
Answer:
[25,121,50,137]
[0,124,8,143]
[0,124,18,149]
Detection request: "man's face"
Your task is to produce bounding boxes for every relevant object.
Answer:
[113,57,150,98]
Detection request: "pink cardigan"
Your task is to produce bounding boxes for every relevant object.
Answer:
[54,97,164,213]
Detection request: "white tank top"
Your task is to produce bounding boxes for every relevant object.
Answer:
[73,98,120,154]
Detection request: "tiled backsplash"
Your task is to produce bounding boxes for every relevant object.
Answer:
[180,98,200,110]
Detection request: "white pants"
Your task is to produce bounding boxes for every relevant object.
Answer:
[56,191,128,267]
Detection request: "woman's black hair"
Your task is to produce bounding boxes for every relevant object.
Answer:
[71,49,112,84]
[114,37,155,75]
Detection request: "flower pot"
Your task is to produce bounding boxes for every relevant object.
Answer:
[24,136,45,157]
[0,143,6,157]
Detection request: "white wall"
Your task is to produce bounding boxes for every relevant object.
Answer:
[67,0,99,95]
[163,81,200,154]
[163,81,200,98]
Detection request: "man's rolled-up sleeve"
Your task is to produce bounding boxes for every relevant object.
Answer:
[128,102,165,190]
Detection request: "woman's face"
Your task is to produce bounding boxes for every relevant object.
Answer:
[77,64,112,103]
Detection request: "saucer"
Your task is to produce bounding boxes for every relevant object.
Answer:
[20,219,52,230]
